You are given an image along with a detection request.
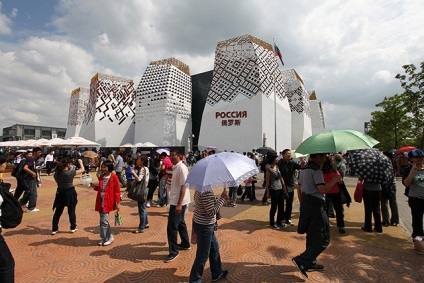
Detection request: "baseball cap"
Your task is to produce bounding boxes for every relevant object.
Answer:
[409,149,424,158]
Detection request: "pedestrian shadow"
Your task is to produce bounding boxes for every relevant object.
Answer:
[90,243,168,262]
[28,236,101,247]
[3,225,51,236]
[102,262,304,283]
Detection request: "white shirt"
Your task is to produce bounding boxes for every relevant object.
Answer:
[44,154,54,164]
[169,161,190,206]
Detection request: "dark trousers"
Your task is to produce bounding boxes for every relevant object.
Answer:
[52,202,77,231]
[0,234,15,283]
[167,204,190,256]
[284,191,295,221]
[296,194,330,266]
[325,193,345,228]
[269,189,284,225]
[18,178,37,210]
[363,190,382,231]
[408,197,424,238]
[147,178,158,201]
[13,179,27,200]
[381,183,399,225]
[46,161,54,175]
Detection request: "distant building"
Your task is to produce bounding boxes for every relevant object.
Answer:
[1,124,66,141]
[134,58,192,148]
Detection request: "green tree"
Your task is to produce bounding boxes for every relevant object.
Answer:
[395,62,424,147]
[368,94,413,150]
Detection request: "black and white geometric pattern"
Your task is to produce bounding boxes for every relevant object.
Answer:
[349,148,394,185]
[280,70,311,116]
[135,58,192,122]
[67,87,89,126]
[206,35,287,106]
[84,73,135,125]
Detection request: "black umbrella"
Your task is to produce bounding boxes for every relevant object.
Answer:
[256,146,275,155]
[349,148,394,185]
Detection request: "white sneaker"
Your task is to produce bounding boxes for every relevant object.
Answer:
[70,228,78,233]
[102,237,114,246]
[146,202,151,208]
[25,202,29,208]
[51,231,58,235]
[27,208,40,212]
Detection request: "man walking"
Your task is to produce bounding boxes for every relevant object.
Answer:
[114,152,126,188]
[19,147,43,212]
[278,149,304,225]
[164,149,191,263]
[292,153,341,278]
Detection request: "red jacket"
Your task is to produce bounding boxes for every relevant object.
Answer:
[94,173,121,213]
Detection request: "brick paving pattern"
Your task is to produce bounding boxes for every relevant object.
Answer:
[2,174,423,282]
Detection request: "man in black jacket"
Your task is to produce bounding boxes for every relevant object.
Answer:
[278,149,304,225]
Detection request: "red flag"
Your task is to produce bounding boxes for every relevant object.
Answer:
[273,44,285,66]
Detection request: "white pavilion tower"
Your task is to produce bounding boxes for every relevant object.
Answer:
[65,87,90,138]
[134,58,192,147]
[198,35,291,152]
[79,73,135,147]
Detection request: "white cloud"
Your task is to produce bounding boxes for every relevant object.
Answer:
[1,0,424,134]
[10,7,18,18]
[0,2,12,34]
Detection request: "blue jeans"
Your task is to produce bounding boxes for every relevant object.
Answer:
[189,222,223,283]
[137,201,149,230]
[99,212,113,242]
[167,204,190,256]
[0,234,15,282]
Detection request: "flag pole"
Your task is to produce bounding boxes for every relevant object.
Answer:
[273,38,277,151]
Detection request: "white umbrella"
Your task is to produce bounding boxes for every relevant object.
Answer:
[34,138,52,147]
[49,138,65,146]
[120,143,134,147]
[141,142,157,147]
[156,148,170,155]
[185,152,259,193]
[58,137,100,147]
[16,139,37,148]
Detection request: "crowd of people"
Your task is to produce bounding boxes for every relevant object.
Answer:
[0,145,423,282]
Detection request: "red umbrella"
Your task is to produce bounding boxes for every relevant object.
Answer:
[396,146,416,153]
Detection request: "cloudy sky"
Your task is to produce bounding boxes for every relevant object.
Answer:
[0,0,423,135]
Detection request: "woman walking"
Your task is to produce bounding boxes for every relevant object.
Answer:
[321,156,346,234]
[265,151,288,229]
[189,189,229,283]
[52,158,85,235]
[90,160,121,246]
[132,156,150,234]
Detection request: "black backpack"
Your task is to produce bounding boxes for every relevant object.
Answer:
[11,159,26,178]
[0,182,23,229]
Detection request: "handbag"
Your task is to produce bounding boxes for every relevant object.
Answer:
[339,181,352,207]
[127,168,148,202]
[354,181,364,203]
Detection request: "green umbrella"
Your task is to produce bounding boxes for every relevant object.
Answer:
[295,130,379,154]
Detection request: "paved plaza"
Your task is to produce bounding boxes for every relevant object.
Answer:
[2,173,423,282]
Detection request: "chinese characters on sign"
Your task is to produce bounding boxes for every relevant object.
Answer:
[216,111,247,127]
